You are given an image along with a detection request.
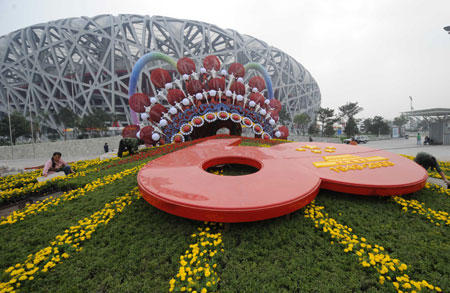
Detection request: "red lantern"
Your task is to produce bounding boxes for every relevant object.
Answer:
[269,99,282,113]
[129,93,150,113]
[203,55,221,71]
[177,57,196,75]
[208,78,226,91]
[249,76,265,92]
[150,68,171,88]
[278,125,289,139]
[230,82,246,95]
[122,125,140,138]
[149,104,168,123]
[167,89,186,106]
[140,126,155,145]
[186,80,204,95]
[228,63,245,78]
[249,92,265,107]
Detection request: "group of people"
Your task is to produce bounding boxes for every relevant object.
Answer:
[417,133,432,145]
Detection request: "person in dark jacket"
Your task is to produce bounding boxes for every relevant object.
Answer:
[104,143,109,153]
[414,152,449,188]
[117,138,144,157]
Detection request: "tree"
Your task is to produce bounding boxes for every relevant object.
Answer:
[362,118,373,134]
[278,107,290,125]
[293,113,311,136]
[55,107,80,140]
[307,123,319,135]
[0,112,31,145]
[344,116,359,137]
[316,107,336,136]
[338,102,364,120]
[393,114,408,127]
[368,116,390,136]
[79,109,110,136]
[323,122,336,137]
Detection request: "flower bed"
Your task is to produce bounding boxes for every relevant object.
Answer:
[0,139,449,292]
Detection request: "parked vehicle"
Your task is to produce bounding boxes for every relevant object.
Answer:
[343,135,369,144]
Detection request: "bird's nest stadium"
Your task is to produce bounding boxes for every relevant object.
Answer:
[0,14,320,135]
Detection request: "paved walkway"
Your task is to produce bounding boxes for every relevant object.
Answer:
[363,138,450,161]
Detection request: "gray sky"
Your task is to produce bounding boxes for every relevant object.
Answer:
[1,0,449,120]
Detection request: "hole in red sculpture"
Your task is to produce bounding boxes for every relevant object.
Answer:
[203,157,261,176]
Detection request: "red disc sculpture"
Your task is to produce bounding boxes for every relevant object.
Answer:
[138,138,427,223]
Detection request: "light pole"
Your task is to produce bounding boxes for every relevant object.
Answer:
[6,92,14,159]
[408,96,414,131]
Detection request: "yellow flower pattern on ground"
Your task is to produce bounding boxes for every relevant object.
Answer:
[393,196,450,226]
[0,163,145,226]
[0,157,121,202]
[169,223,224,292]
[0,187,140,293]
[304,201,442,292]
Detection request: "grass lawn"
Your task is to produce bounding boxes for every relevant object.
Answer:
[1,137,449,292]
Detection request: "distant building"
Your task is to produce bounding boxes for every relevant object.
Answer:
[0,15,321,133]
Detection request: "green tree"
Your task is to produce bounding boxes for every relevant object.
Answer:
[294,113,311,136]
[307,123,319,135]
[368,116,390,136]
[79,109,110,136]
[393,114,408,127]
[323,122,336,137]
[278,107,290,125]
[338,102,364,120]
[344,116,359,137]
[362,118,373,134]
[55,107,80,140]
[316,107,336,136]
[0,112,31,145]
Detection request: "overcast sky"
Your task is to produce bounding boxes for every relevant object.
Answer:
[1,0,449,120]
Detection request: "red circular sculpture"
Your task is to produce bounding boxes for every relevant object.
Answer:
[138,138,427,222]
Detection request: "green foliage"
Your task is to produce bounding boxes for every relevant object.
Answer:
[79,109,111,133]
[368,116,390,136]
[293,113,311,136]
[393,115,408,127]
[308,123,319,135]
[1,142,450,292]
[344,116,359,137]
[338,102,363,119]
[278,107,290,125]
[362,118,373,134]
[317,107,336,136]
[323,122,336,137]
[0,112,31,144]
[55,107,79,129]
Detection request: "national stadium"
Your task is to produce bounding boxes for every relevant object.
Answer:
[0,14,321,134]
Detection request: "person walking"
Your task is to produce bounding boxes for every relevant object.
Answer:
[414,152,450,188]
[104,142,109,153]
[416,133,421,145]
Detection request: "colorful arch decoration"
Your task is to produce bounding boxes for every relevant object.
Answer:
[124,53,289,145]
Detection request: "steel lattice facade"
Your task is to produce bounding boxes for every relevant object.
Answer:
[0,14,321,133]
